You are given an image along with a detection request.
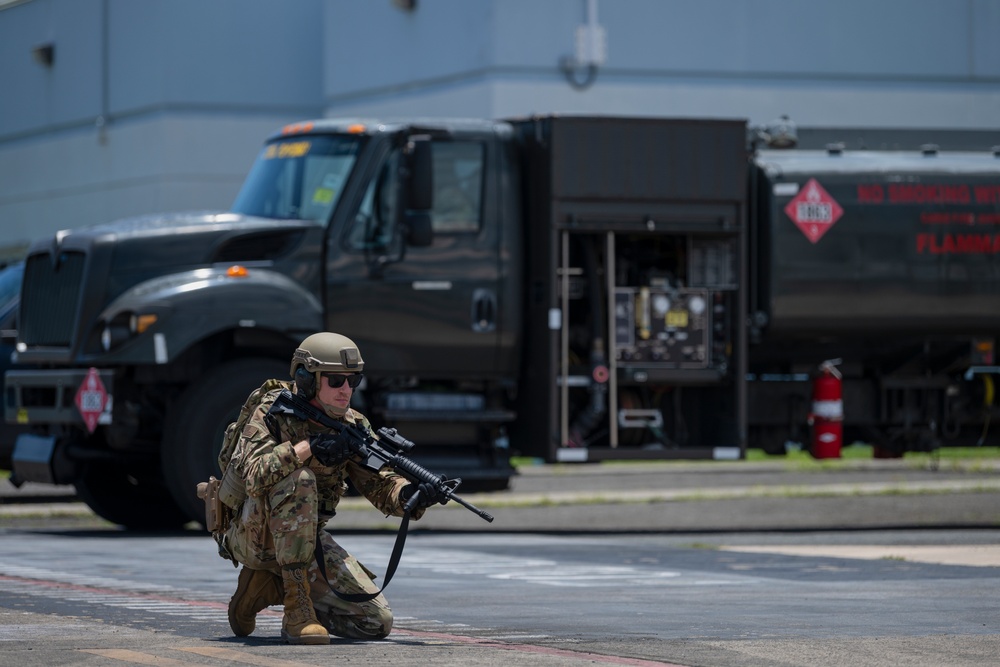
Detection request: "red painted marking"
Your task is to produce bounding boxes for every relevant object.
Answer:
[1,574,688,665]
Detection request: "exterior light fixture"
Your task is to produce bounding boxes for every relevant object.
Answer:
[32,42,55,67]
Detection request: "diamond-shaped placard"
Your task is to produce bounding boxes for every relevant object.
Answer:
[784,178,844,244]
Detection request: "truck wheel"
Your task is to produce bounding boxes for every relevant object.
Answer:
[749,427,791,456]
[161,357,288,526]
[75,462,191,530]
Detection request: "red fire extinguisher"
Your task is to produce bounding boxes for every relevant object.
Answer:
[808,359,843,459]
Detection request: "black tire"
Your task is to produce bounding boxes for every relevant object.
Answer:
[749,427,791,456]
[75,461,191,530]
[161,357,288,525]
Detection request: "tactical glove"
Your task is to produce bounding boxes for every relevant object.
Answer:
[401,481,448,510]
[309,432,352,467]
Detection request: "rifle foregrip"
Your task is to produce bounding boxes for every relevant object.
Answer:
[391,455,444,486]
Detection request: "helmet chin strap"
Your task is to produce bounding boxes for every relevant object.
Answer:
[320,400,348,419]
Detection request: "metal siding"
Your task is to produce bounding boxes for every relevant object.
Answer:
[549,117,747,204]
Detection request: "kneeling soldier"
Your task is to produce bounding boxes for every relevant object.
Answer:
[220,332,444,643]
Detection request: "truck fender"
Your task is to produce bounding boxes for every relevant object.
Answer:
[96,266,322,364]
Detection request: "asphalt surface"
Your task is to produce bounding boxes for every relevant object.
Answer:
[2,454,999,533]
[1,455,999,667]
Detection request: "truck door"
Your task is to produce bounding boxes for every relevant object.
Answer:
[326,137,502,379]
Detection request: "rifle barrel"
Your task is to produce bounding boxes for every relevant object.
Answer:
[275,390,494,523]
[447,492,494,523]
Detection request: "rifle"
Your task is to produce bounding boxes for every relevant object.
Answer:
[269,389,494,523]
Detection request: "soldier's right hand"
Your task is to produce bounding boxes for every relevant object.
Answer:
[309,432,352,467]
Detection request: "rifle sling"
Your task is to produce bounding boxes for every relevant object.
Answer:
[314,508,413,604]
[270,390,416,601]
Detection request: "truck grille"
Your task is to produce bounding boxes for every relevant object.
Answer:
[20,251,86,347]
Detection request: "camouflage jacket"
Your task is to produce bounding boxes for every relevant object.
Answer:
[231,387,418,520]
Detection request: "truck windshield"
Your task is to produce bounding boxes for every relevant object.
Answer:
[231,134,363,223]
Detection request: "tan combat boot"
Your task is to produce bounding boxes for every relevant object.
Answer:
[228,566,284,637]
[280,565,329,645]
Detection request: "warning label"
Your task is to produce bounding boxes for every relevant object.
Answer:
[75,367,108,434]
[784,178,843,244]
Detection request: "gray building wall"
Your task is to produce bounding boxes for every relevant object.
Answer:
[1,0,998,256]
[0,0,324,257]
[324,0,1000,129]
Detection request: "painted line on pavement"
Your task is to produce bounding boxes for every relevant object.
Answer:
[720,544,1000,567]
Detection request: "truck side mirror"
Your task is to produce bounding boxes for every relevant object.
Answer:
[405,136,434,211]
[404,212,433,247]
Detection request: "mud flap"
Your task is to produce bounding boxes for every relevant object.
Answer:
[11,434,75,486]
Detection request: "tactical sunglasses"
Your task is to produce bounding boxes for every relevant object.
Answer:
[325,373,364,389]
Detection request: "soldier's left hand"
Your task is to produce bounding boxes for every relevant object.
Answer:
[401,481,448,509]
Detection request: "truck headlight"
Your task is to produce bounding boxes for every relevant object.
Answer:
[101,312,158,352]
[101,321,130,351]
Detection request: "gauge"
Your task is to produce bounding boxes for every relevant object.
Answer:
[652,294,670,315]
[689,295,706,315]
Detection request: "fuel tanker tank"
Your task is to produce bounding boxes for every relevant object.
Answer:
[754,145,1000,338]
[748,144,1000,454]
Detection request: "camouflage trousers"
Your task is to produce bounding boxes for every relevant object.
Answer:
[225,466,393,639]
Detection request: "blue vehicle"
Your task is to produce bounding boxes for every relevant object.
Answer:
[0,261,25,470]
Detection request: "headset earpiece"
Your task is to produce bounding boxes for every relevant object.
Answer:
[294,366,316,399]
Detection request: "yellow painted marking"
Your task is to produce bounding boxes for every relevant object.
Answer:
[79,649,198,665]
[83,647,326,666]
[178,646,322,666]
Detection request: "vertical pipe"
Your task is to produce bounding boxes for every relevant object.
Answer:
[559,230,570,447]
[737,202,749,457]
[585,0,600,63]
[606,231,618,447]
[97,0,110,144]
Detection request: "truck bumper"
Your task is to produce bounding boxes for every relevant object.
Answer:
[5,368,114,486]
[4,368,115,426]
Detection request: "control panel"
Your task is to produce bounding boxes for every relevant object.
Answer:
[614,288,711,369]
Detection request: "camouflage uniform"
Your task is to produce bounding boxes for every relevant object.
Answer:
[224,387,421,639]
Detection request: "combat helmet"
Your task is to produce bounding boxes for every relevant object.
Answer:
[290,332,364,398]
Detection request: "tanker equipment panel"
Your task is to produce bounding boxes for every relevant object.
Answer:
[511,115,748,460]
[614,287,711,369]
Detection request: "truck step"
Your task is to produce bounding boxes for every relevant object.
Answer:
[376,408,516,423]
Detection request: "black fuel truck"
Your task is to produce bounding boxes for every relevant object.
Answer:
[6,116,1000,528]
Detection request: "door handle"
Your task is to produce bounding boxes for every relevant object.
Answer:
[471,288,496,333]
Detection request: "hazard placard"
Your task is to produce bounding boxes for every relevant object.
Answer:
[75,367,108,434]
[784,178,843,244]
